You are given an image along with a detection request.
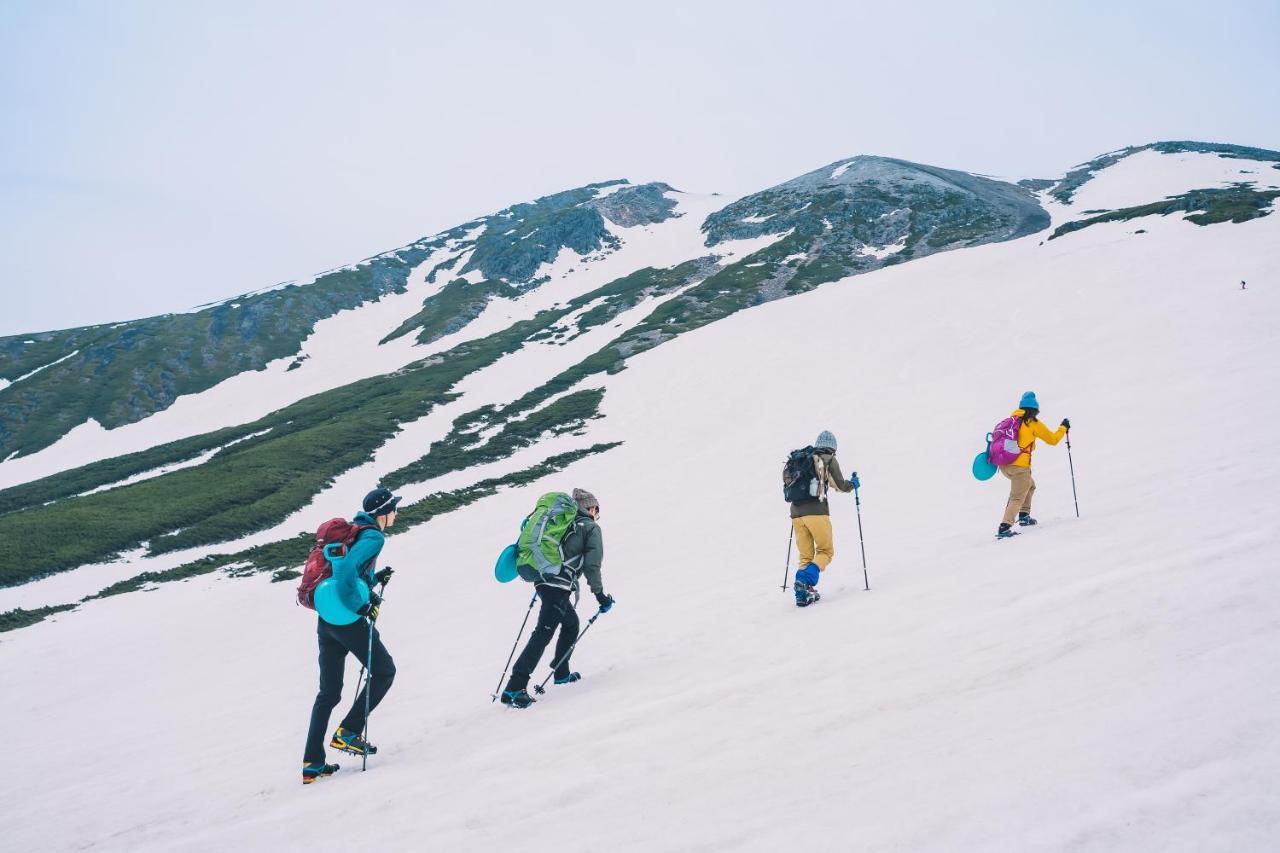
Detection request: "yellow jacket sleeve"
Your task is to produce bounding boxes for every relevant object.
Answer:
[1031,419,1067,446]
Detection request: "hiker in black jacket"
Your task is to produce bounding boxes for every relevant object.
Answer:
[502,488,611,708]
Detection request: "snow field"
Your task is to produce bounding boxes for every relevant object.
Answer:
[1066,149,1280,214]
[2,155,1279,851]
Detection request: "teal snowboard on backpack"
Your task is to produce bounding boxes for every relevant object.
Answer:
[515,492,580,583]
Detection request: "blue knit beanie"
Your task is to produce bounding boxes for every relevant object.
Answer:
[814,430,838,452]
[1019,391,1040,410]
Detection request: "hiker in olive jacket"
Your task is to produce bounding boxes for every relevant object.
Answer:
[792,430,859,607]
[502,488,612,709]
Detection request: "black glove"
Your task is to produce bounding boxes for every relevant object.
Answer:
[596,593,614,613]
[359,590,383,620]
[1060,418,1071,431]
[375,567,394,586]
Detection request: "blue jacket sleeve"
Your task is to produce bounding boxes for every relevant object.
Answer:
[331,530,384,613]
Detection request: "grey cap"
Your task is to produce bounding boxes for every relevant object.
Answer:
[571,488,599,511]
[814,431,838,452]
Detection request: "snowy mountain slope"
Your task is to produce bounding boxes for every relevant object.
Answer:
[1065,148,1280,213]
[0,238,445,459]
[0,155,1046,492]
[0,153,1064,602]
[1047,141,1280,206]
[2,146,1279,851]
[0,185,703,488]
[0,222,780,611]
[1,141,1276,612]
[0,229,778,612]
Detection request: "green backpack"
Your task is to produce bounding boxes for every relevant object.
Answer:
[515,492,580,582]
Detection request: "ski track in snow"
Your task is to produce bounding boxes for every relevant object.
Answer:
[3,156,1280,852]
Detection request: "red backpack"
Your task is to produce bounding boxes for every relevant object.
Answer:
[296,518,379,609]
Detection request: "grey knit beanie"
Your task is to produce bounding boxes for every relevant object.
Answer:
[814,430,838,452]
[571,488,599,511]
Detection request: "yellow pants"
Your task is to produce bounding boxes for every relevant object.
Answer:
[792,515,835,571]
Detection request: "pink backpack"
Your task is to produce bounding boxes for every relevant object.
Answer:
[987,415,1026,466]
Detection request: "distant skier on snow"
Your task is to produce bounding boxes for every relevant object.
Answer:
[784,431,859,607]
[501,488,612,709]
[300,487,400,783]
[994,392,1069,539]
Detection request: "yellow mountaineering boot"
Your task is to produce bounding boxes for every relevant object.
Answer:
[302,762,339,784]
[329,727,377,756]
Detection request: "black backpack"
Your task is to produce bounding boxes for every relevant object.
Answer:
[782,446,818,503]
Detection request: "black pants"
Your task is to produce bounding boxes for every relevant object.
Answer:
[303,617,396,764]
[506,586,579,692]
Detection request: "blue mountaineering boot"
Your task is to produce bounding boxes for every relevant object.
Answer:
[302,762,340,785]
[794,562,821,607]
[554,672,581,685]
[501,689,536,708]
[330,727,377,756]
[996,523,1019,539]
[794,580,820,607]
[1017,512,1038,527]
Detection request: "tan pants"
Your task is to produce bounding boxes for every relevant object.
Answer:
[792,515,835,571]
[1000,465,1036,525]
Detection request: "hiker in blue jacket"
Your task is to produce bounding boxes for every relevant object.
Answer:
[302,487,399,784]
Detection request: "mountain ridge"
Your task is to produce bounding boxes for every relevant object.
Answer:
[0,155,1050,460]
[1,140,1278,620]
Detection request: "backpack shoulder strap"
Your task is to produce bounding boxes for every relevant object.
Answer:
[348,524,382,574]
[813,452,830,499]
[347,523,380,544]
[560,518,591,572]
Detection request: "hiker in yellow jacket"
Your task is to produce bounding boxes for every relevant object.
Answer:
[998,391,1070,538]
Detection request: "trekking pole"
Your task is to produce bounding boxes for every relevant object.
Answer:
[780,527,794,591]
[854,486,869,591]
[1066,432,1080,518]
[532,608,603,695]
[361,581,387,773]
[491,591,539,702]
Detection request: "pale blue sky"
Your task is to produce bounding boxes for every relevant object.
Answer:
[3,0,1277,335]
